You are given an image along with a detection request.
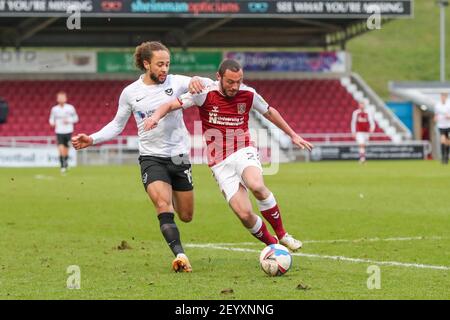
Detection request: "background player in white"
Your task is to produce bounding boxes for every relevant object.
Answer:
[351,102,375,163]
[71,41,207,272]
[434,92,450,165]
[49,91,79,173]
[145,59,313,252]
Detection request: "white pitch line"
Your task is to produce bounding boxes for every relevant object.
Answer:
[303,236,447,244]
[202,236,447,246]
[34,174,55,180]
[185,244,450,271]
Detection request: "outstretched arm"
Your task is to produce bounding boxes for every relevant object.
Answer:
[263,107,313,151]
[143,98,183,131]
[72,91,131,150]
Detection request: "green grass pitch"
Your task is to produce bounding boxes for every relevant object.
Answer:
[0,161,449,299]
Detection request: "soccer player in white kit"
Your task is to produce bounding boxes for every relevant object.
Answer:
[434,92,450,165]
[145,59,313,252]
[71,41,208,272]
[351,102,375,163]
[49,91,79,173]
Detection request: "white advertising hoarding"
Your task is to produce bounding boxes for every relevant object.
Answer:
[0,147,77,167]
[0,49,96,73]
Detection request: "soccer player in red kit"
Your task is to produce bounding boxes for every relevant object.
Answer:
[144,59,313,251]
[351,102,375,163]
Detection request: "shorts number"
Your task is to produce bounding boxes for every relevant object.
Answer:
[184,168,193,185]
[247,152,259,161]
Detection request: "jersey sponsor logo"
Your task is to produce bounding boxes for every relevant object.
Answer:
[209,106,220,124]
[136,110,154,120]
[137,111,146,119]
[165,88,173,96]
[237,103,247,114]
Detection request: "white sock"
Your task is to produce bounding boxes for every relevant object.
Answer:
[256,193,277,211]
[248,215,263,234]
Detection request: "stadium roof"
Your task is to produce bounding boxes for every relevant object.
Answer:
[389,81,450,111]
[0,0,413,48]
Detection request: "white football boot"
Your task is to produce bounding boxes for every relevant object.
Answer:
[279,233,303,252]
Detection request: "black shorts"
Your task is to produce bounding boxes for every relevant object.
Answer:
[56,133,72,147]
[439,128,450,137]
[139,154,193,192]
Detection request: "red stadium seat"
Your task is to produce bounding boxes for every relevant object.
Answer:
[0,79,389,139]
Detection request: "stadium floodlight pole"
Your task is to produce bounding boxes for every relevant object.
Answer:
[437,0,449,82]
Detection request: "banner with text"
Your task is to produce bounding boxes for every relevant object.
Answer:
[97,51,222,73]
[0,147,77,167]
[225,51,347,73]
[0,49,96,73]
[311,144,429,161]
[0,1,413,18]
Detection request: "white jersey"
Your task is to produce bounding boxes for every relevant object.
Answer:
[49,104,79,134]
[90,74,210,157]
[434,101,450,129]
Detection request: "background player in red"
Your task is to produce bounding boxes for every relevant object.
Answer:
[351,102,375,163]
[145,59,313,251]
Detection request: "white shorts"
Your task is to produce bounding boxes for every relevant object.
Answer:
[356,132,370,145]
[211,146,263,203]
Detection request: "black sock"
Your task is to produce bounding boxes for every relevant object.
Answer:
[64,156,69,168]
[59,156,64,168]
[442,144,448,164]
[446,145,450,163]
[158,212,184,256]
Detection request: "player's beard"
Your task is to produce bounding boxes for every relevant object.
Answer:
[220,79,238,98]
[150,71,166,84]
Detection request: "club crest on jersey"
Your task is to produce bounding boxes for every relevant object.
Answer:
[237,103,246,114]
[165,88,173,96]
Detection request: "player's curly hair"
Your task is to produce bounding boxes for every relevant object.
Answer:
[134,41,170,71]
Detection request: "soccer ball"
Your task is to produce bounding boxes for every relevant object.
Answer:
[259,244,292,276]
